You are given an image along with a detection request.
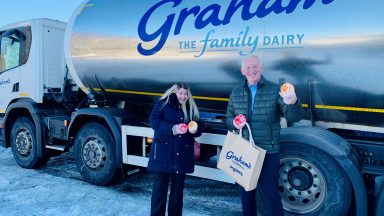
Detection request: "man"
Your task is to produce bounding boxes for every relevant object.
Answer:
[226,55,303,216]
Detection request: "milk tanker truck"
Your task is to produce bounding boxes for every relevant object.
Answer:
[0,0,383,215]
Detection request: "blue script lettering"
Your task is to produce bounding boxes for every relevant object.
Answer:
[137,0,182,56]
[196,26,258,57]
[230,165,243,176]
[226,151,252,169]
[137,0,335,56]
[0,78,10,86]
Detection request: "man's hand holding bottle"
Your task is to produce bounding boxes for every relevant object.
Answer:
[233,114,246,129]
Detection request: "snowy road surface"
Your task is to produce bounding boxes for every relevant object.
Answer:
[0,147,241,216]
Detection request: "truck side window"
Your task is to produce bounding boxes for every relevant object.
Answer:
[0,26,31,73]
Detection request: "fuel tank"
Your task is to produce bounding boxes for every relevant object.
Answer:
[65,0,384,126]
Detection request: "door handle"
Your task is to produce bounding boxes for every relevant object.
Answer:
[12,82,19,92]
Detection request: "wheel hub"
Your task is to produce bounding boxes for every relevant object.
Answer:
[15,130,32,155]
[288,167,313,191]
[82,138,106,169]
[279,157,326,214]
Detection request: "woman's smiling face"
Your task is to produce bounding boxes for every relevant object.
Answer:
[176,88,189,104]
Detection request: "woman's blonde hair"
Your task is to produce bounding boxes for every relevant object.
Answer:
[160,82,200,121]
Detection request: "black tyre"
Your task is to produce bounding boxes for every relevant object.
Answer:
[279,142,352,216]
[74,122,118,185]
[375,182,384,216]
[10,117,39,168]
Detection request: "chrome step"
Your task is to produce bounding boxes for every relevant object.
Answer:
[45,145,65,151]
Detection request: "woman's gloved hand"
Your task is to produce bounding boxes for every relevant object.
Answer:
[188,121,198,134]
[172,123,188,135]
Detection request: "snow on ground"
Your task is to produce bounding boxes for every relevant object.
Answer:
[0,147,242,216]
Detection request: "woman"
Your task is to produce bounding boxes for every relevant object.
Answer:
[148,82,202,216]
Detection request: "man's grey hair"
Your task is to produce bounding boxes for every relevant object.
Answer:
[241,55,262,69]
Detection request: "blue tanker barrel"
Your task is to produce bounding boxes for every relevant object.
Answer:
[65,0,384,126]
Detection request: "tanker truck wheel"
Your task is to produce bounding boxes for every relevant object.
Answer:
[74,122,118,185]
[10,117,40,168]
[375,181,384,216]
[279,142,352,216]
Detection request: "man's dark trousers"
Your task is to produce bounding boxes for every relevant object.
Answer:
[150,172,186,216]
[239,153,284,216]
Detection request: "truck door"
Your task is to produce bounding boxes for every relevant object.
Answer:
[0,27,31,113]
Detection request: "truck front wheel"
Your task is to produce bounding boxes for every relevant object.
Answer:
[10,117,40,168]
[279,142,352,216]
[74,122,118,185]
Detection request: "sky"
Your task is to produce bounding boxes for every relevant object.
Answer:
[0,0,83,27]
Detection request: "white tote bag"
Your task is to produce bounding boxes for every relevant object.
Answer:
[217,123,266,191]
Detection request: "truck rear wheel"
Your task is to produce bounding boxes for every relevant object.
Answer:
[279,142,352,216]
[74,122,118,185]
[10,117,39,168]
[375,181,384,216]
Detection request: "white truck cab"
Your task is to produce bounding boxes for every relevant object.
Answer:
[0,19,67,112]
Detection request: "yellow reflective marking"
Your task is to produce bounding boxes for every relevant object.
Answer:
[315,105,384,113]
[192,95,229,101]
[81,87,229,101]
[81,88,384,112]
[105,89,163,97]
[0,109,5,113]
[19,93,28,97]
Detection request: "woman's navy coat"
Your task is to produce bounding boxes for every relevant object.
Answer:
[147,93,202,174]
